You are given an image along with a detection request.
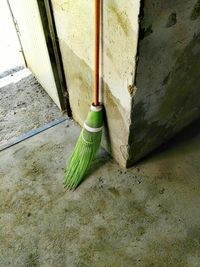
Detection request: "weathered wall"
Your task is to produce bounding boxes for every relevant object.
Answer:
[51,0,140,166]
[9,0,61,109]
[51,0,200,167]
[127,0,200,166]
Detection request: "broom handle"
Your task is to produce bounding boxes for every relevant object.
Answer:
[94,0,101,106]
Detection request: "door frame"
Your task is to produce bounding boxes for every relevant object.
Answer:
[7,0,71,115]
[6,0,27,68]
[37,0,71,116]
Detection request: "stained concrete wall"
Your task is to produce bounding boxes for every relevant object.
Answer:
[127,0,200,166]
[51,0,200,167]
[51,0,140,166]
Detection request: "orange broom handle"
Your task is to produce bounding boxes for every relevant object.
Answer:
[94,0,101,106]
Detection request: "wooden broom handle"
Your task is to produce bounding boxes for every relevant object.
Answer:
[94,0,101,106]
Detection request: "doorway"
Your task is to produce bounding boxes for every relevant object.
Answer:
[0,0,25,78]
[0,0,69,150]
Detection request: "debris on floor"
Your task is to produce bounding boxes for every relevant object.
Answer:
[0,119,200,266]
[0,68,62,147]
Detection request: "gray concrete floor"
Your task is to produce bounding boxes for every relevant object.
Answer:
[0,68,62,146]
[0,118,200,267]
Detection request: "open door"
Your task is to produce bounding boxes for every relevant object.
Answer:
[8,0,69,113]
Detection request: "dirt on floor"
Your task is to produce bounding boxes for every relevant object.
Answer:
[0,118,200,267]
[0,68,62,146]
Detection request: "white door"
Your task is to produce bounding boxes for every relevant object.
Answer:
[8,0,62,110]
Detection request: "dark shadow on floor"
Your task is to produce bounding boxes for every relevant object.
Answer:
[137,117,200,165]
[85,147,112,178]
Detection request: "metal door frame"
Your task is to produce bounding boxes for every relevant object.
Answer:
[8,0,71,115]
[37,0,71,116]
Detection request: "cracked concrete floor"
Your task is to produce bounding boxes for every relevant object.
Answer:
[0,118,200,267]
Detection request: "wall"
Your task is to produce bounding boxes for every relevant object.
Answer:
[9,0,61,109]
[127,0,200,166]
[51,0,140,166]
[0,0,25,76]
[51,0,200,167]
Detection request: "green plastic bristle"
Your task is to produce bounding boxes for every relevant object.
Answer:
[64,105,103,190]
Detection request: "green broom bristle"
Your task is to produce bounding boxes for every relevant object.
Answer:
[64,105,103,190]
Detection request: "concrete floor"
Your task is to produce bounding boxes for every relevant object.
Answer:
[0,68,62,146]
[0,118,200,267]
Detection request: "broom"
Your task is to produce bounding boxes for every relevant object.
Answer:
[64,0,103,190]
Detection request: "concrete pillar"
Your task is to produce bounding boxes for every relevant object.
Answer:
[51,0,140,166]
[127,0,200,166]
[51,0,200,167]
